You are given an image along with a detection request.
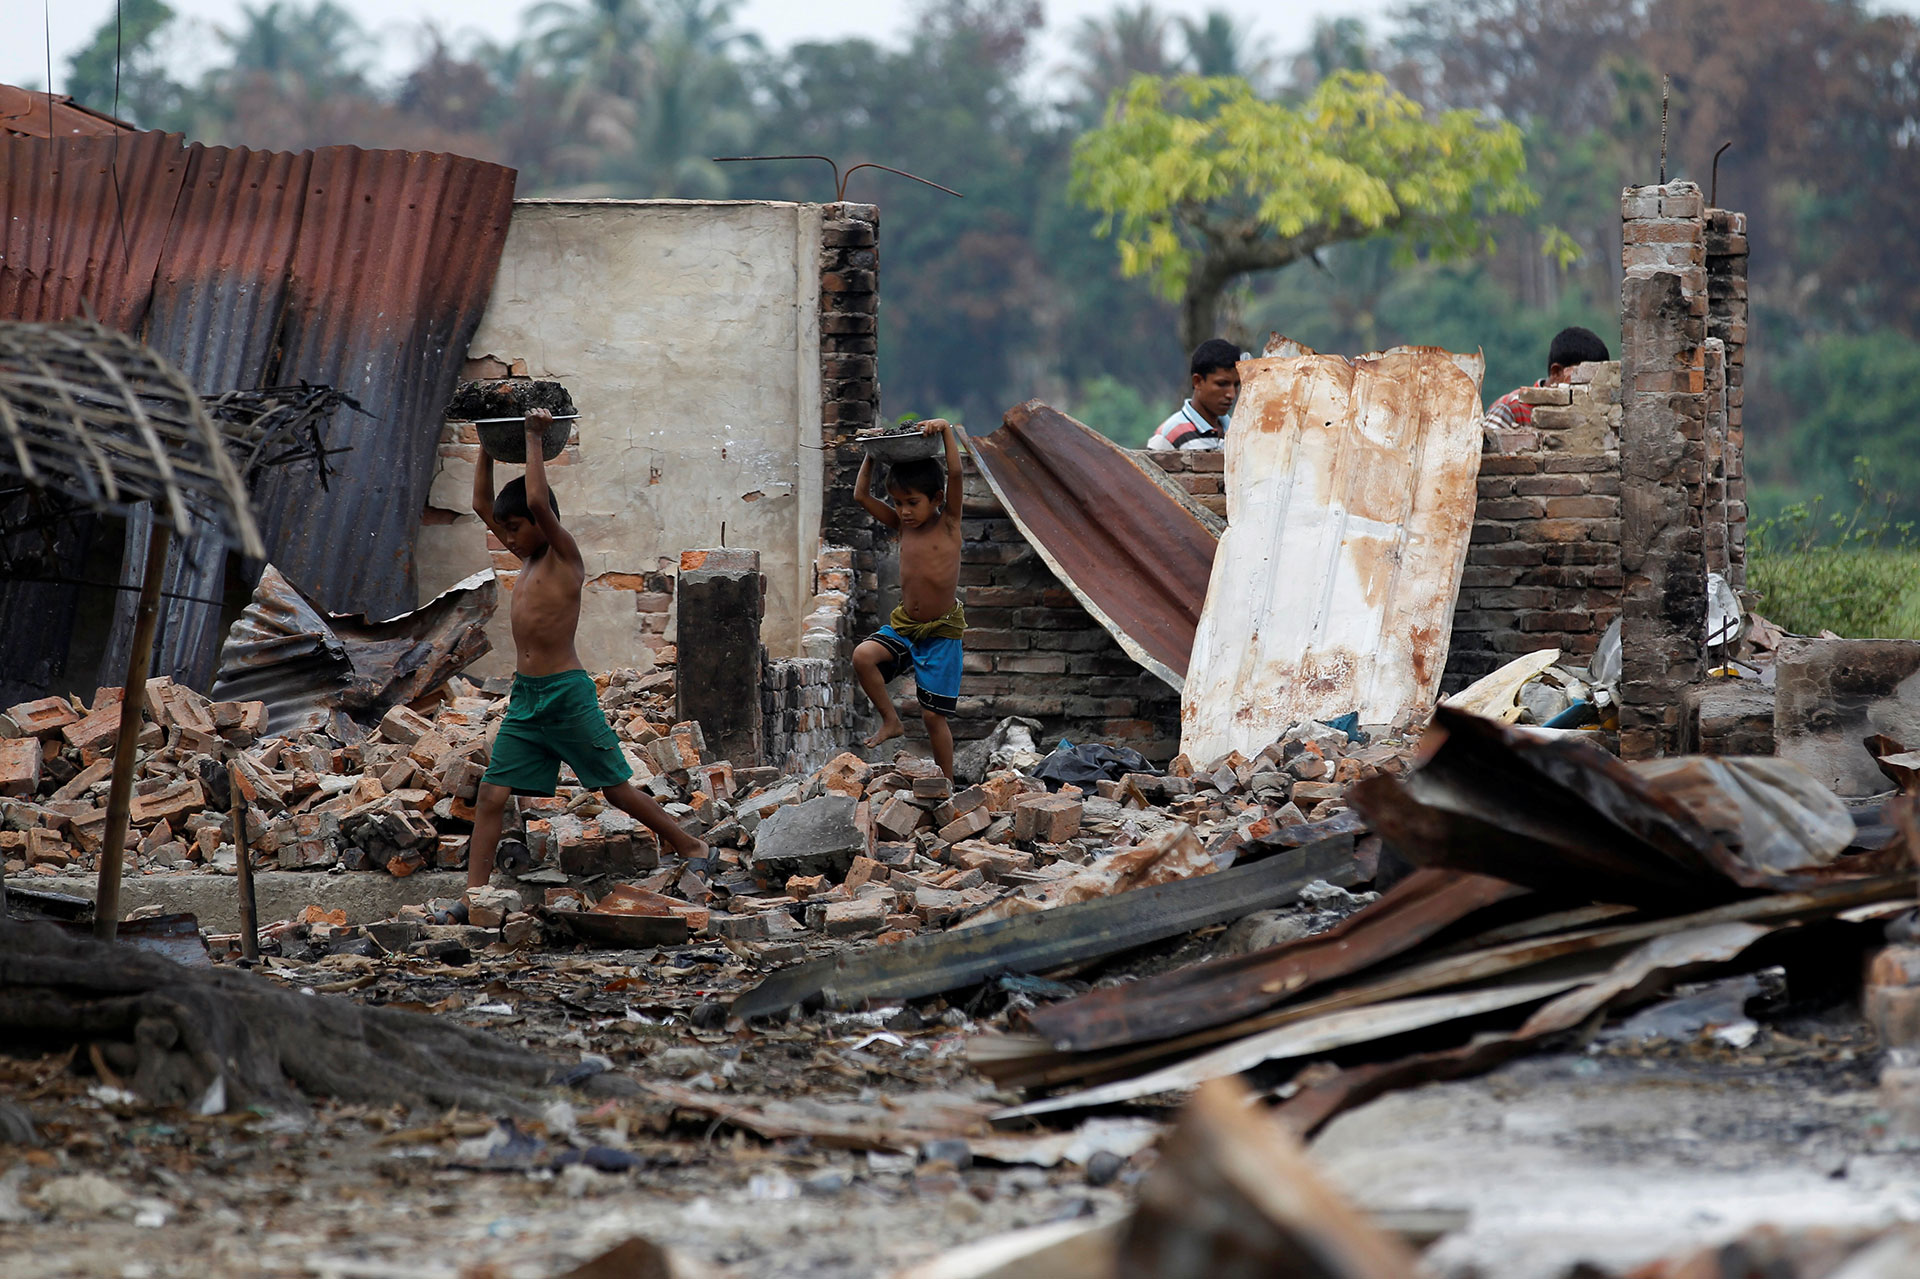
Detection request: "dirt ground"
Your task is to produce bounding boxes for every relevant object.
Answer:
[0,936,1138,1279]
[3,936,1919,1278]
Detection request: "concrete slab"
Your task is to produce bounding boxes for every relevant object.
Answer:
[1774,638,1920,795]
[11,871,470,932]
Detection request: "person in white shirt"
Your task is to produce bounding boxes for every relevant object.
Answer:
[1147,338,1241,451]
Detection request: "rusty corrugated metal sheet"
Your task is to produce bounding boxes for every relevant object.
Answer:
[1022,868,1524,1055]
[0,85,137,139]
[0,131,188,328]
[1180,339,1485,762]
[0,130,515,690]
[249,147,516,614]
[1350,706,1897,909]
[211,563,496,740]
[968,401,1221,689]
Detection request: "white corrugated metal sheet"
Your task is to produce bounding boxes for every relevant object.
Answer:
[1181,339,1485,763]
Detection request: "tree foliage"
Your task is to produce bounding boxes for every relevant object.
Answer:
[1070,71,1536,349]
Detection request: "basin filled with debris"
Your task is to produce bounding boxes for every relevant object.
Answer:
[856,421,951,465]
[448,379,577,463]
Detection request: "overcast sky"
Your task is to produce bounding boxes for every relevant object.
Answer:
[14,0,1920,101]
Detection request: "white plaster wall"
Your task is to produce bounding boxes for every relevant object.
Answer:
[418,199,825,676]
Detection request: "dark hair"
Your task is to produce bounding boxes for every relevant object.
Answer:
[1548,326,1610,370]
[494,476,559,524]
[885,458,946,502]
[1190,338,1241,379]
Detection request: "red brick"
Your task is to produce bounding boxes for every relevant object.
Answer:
[6,697,79,738]
[1544,496,1618,519]
[0,737,42,797]
[1513,475,1587,497]
[1012,794,1082,843]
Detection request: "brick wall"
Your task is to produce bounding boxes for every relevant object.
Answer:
[1137,449,1229,517]
[762,544,860,772]
[1443,364,1624,693]
[935,450,1213,760]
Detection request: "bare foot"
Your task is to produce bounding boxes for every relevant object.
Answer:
[864,719,905,750]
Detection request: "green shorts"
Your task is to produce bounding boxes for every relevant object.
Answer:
[481,669,633,795]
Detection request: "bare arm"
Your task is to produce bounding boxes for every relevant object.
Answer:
[471,445,509,543]
[522,409,583,568]
[854,454,900,529]
[930,419,964,525]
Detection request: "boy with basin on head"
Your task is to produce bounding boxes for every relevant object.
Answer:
[465,406,706,892]
[851,419,967,779]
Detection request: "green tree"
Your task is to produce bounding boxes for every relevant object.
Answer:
[1775,332,1920,526]
[64,0,185,129]
[1071,71,1536,350]
[1291,16,1373,88]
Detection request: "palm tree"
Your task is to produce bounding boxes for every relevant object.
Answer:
[1069,4,1176,116]
[1291,17,1373,90]
[219,0,371,95]
[623,0,762,195]
[1178,11,1274,87]
[528,0,655,114]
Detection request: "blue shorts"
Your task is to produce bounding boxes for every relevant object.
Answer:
[870,626,962,718]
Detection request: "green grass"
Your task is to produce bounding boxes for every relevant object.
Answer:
[1747,464,1920,638]
[1747,546,1920,639]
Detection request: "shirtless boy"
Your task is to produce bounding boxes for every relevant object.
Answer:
[466,407,706,890]
[851,419,966,778]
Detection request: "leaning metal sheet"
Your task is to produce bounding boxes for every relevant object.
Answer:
[969,401,1221,690]
[1181,339,1484,761]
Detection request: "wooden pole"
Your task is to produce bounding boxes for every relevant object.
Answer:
[228,758,258,960]
[94,523,171,942]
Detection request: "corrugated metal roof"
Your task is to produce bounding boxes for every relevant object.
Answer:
[0,128,515,688]
[1181,340,1485,762]
[968,401,1221,690]
[0,85,137,139]
[0,130,188,328]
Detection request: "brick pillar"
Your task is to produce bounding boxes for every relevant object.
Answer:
[1705,208,1750,587]
[1619,182,1710,760]
[675,548,765,766]
[818,202,885,639]
[1702,338,1730,579]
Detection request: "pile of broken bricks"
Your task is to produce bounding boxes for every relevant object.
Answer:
[2,655,1411,964]
[375,718,1417,961]
[0,668,675,882]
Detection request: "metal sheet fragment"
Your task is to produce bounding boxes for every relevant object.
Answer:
[1349,706,1879,908]
[1181,339,1485,761]
[730,834,1358,1020]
